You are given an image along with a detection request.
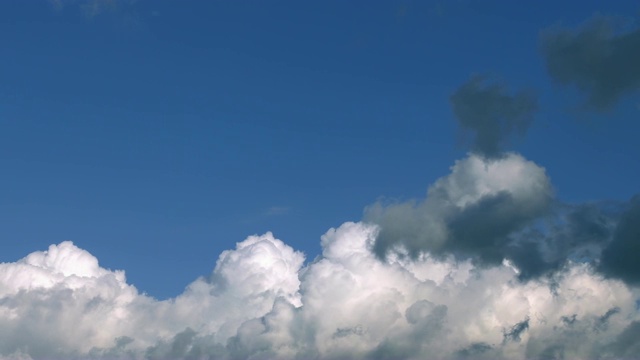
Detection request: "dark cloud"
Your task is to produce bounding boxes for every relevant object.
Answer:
[560,314,578,326]
[446,191,547,266]
[599,196,640,284]
[455,342,493,359]
[594,307,621,332]
[607,321,640,357]
[503,317,530,343]
[506,202,617,280]
[366,155,638,285]
[369,190,551,268]
[541,16,640,111]
[366,154,556,277]
[450,76,537,159]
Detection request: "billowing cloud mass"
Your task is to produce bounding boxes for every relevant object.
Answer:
[450,76,537,159]
[1,152,639,359]
[3,6,638,359]
[541,16,640,111]
[365,153,553,271]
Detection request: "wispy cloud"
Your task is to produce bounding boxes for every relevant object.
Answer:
[264,206,291,217]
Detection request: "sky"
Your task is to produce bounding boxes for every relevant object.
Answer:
[0,1,639,359]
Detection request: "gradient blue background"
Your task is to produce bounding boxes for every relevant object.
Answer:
[1,1,638,299]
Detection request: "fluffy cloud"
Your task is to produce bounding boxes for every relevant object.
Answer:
[0,233,305,359]
[541,16,640,111]
[1,154,639,359]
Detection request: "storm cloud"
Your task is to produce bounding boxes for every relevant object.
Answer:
[541,16,640,111]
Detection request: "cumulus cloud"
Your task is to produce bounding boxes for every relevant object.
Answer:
[0,234,305,359]
[541,16,640,111]
[365,152,553,270]
[1,153,639,359]
[364,152,640,286]
[450,76,537,159]
[2,221,639,359]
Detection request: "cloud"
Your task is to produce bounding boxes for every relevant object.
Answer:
[363,152,640,286]
[1,154,639,359]
[599,196,640,284]
[450,76,537,159]
[541,16,640,111]
[365,152,553,270]
[0,234,305,358]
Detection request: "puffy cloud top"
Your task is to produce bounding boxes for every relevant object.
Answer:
[211,232,305,306]
[0,155,638,359]
[0,241,129,296]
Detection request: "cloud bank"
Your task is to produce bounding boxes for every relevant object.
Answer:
[1,153,639,360]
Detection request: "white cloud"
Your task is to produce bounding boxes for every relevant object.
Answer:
[0,154,638,359]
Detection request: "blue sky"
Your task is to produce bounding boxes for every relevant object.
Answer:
[1,0,639,302]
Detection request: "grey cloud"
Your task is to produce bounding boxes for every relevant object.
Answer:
[594,307,621,332]
[455,342,494,359]
[607,321,640,357]
[109,328,226,360]
[450,76,537,159]
[560,314,578,326]
[367,199,446,260]
[506,202,618,281]
[446,191,547,266]
[366,153,554,275]
[502,317,530,343]
[541,16,640,111]
[599,196,640,285]
[333,325,366,339]
[365,153,639,286]
[405,300,437,325]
